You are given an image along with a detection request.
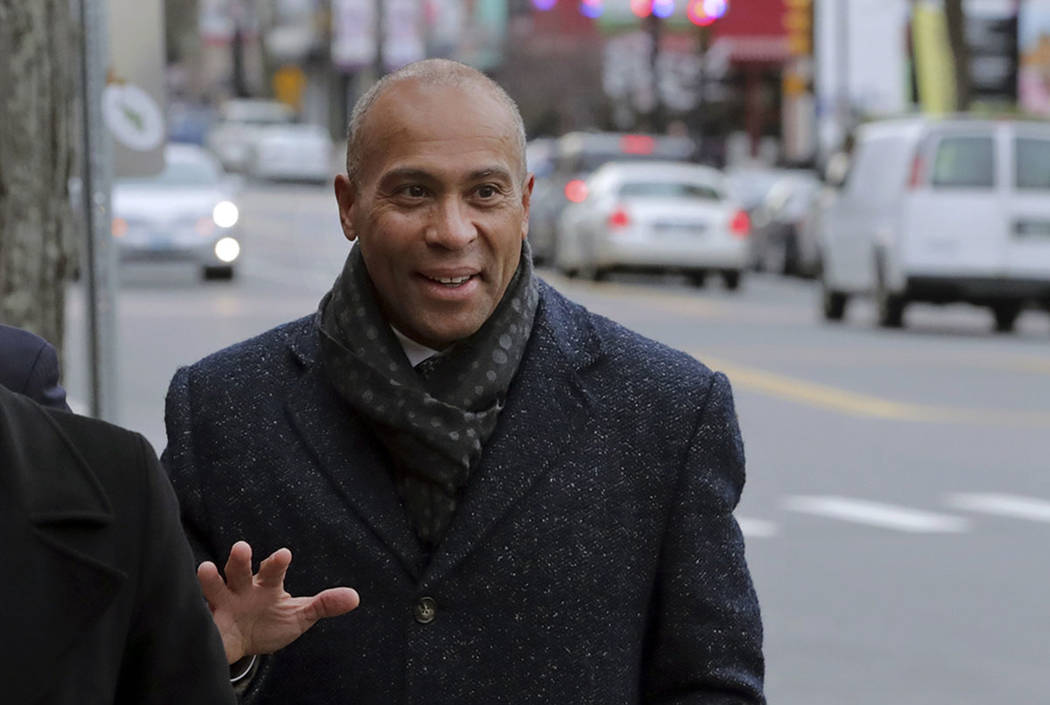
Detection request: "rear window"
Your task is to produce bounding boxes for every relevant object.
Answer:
[1015,137,1050,190]
[618,181,721,200]
[930,136,995,188]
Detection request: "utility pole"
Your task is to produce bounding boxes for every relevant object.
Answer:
[647,13,665,132]
[373,0,385,81]
[78,0,119,421]
[836,0,850,147]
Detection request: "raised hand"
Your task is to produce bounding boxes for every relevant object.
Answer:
[197,541,360,664]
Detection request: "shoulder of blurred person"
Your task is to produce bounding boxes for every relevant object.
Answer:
[0,323,71,410]
[0,385,235,705]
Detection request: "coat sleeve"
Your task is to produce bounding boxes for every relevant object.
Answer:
[117,434,237,704]
[641,371,765,704]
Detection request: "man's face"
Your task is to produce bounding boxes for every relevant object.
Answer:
[334,80,533,350]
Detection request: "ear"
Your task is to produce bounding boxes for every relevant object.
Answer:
[334,174,358,242]
[520,173,535,241]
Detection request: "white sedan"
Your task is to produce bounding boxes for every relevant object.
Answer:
[248,123,334,184]
[552,161,750,289]
[112,144,242,280]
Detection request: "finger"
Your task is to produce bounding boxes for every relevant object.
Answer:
[196,561,227,608]
[255,547,293,590]
[224,540,254,593]
[299,587,361,625]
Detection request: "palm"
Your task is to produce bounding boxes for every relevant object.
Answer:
[198,542,360,664]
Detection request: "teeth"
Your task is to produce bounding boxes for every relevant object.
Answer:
[433,275,471,285]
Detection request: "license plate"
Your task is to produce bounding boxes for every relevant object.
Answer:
[655,223,706,237]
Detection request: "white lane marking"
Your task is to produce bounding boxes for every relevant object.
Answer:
[945,493,1050,523]
[783,495,970,533]
[736,517,778,538]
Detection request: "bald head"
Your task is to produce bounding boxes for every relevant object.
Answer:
[345,59,527,187]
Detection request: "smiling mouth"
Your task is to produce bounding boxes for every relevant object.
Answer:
[425,274,475,287]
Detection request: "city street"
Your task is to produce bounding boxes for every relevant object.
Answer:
[66,181,1050,705]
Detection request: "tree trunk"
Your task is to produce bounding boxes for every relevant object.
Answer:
[0,0,78,356]
[944,0,972,111]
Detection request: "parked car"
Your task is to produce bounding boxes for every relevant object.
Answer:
[818,116,1050,332]
[725,164,797,214]
[553,161,750,289]
[112,144,243,280]
[529,131,696,265]
[206,98,294,172]
[749,170,821,276]
[248,123,333,183]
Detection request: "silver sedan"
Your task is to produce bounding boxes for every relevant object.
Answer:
[112,144,243,280]
[552,161,751,290]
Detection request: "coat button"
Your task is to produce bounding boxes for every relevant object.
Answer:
[414,596,437,624]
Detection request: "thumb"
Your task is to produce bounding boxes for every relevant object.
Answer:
[299,587,361,625]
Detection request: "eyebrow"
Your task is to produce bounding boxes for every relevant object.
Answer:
[378,166,514,186]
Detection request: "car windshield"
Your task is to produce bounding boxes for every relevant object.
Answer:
[618,180,722,200]
[118,158,221,187]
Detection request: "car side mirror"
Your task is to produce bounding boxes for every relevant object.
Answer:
[824,152,850,189]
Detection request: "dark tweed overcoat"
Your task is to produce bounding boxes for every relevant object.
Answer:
[162,281,765,705]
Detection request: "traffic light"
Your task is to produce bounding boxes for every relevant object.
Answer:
[783,0,812,56]
[686,0,727,27]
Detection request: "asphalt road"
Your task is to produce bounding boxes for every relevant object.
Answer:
[65,181,1050,704]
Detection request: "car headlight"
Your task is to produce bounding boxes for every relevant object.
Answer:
[214,237,241,263]
[213,200,239,228]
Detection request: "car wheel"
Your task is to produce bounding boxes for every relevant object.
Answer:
[721,270,741,291]
[875,280,905,328]
[202,265,235,281]
[991,302,1022,333]
[688,271,707,288]
[820,274,848,322]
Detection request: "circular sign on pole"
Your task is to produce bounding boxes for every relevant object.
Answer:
[102,82,164,151]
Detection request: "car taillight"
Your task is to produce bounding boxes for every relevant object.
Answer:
[908,152,925,189]
[729,209,750,238]
[608,207,630,229]
[564,179,588,203]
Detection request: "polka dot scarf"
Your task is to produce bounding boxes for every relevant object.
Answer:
[317,242,538,549]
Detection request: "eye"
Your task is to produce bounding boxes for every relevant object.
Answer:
[476,184,500,199]
[402,184,428,199]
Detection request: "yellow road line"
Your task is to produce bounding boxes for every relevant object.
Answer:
[697,355,1050,427]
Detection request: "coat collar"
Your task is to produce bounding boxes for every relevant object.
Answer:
[0,389,125,701]
[285,281,602,583]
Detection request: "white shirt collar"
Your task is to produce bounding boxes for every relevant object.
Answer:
[390,326,440,368]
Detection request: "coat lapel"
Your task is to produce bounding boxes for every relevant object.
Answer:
[0,394,125,702]
[286,324,426,579]
[424,284,600,586]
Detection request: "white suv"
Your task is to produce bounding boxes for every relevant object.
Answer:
[818,117,1050,332]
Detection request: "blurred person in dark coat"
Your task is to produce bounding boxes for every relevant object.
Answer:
[0,357,358,703]
[0,322,70,410]
[0,383,235,704]
[163,59,764,704]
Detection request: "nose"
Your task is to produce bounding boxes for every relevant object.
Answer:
[425,196,477,249]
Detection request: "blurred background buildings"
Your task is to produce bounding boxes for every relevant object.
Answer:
[163,0,1050,170]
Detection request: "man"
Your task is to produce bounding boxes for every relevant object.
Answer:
[0,322,71,409]
[163,59,764,703]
